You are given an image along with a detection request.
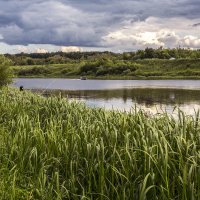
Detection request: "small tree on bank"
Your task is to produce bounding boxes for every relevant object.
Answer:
[0,55,12,87]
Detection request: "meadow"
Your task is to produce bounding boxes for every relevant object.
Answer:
[0,87,200,199]
[12,59,200,80]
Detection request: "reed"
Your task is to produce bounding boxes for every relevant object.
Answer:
[0,87,200,199]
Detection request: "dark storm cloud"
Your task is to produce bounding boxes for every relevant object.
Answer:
[0,0,199,47]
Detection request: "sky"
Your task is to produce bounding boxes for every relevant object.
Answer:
[0,0,200,53]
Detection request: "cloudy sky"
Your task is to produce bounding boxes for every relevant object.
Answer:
[0,0,200,53]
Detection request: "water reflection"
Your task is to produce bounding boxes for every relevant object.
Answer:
[37,88,200,104]
[31,88,200,115]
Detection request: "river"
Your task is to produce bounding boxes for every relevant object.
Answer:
[13,78,200,116]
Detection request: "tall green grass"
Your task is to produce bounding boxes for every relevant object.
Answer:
[0,87,200,199]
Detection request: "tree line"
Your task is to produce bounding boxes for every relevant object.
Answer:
[5,48,200,66]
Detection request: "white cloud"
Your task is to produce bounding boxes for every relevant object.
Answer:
[60,46,82,53]
[103,17,200,50]
[180,36,200,48]
[35,48,48,53]
[17,46,29,53]
[157,31,179,47]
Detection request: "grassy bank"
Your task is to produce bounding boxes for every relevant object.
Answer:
[0,88,200,199]
[12,59,200,79]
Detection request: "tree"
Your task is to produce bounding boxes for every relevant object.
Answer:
[144,48,155,58]
[0,55,12,87]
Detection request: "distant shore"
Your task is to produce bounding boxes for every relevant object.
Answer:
[12,59,200,80]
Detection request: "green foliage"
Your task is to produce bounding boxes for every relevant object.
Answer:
[18,66,50,76]
[12,58,200,79]
[0,55,12,86]
[5,48,200,66]
[79,59,138,77]
[5,48,200,79]
[0,88,200,199]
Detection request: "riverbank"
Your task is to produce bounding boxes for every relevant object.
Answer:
[0,87,200,199]
[12,58,200,79]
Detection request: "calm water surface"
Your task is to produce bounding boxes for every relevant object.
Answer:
[13,78,200,115]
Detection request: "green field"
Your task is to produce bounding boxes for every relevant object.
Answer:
[12,59,200,79]
[0,87,200,199]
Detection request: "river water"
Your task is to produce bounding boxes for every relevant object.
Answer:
[13,78,200,116]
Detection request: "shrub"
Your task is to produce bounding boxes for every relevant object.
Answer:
[0,55,12,87]
[18,67,50,76]
[79,62,99,74]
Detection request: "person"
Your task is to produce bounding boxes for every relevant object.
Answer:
[20,86,24,91]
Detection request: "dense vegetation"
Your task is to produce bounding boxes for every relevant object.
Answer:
[0,55,12,86]
[6,48,200,79]
[12,59,200,79]
[0,87,200,199]
[6,48,200,66]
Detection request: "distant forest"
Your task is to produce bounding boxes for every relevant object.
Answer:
[5,48,200,66]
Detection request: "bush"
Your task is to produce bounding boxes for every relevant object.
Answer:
[18,67,50,76]
[0,55,12,87]
[79,62,99,74]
